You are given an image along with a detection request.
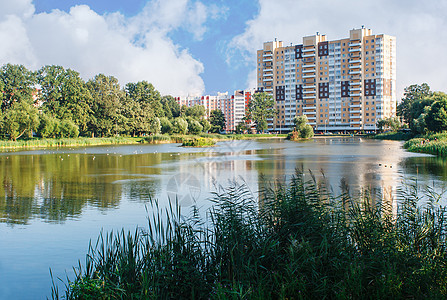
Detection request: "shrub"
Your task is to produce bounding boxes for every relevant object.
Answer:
[159,117,173,134]
[59,120,79,138]
[172,117,188,134]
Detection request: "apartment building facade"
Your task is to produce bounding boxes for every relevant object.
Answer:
[175,89,255,132]
[257,27,396,132]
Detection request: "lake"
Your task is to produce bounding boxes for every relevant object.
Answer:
[1,137,446,299]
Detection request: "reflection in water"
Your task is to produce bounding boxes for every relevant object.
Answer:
[0,138,445,225]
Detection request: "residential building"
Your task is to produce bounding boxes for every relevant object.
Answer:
[175,89,255,132]
[257,27,396,132]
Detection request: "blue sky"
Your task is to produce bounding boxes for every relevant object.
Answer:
[1,0,447,97]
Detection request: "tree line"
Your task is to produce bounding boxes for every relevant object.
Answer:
[0,64,229,141]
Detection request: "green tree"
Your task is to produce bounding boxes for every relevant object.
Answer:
[37,66,93,135]
[235,121,249,134]
[160,117,173,134]
[125,81,164,118]
[172,117,188,134]
[38,113,60,138]
[86,74,124,137]
[200,119,211,133]
[288,115,313,139]
[161,95,180,119]
[2,101,40,140]
[186,117,203,134]
[397,83,431,126]
[425,93,447,132]
[0,64,36,110]
[149,117,161,135]
[209,109,225,133]
[247,92,276,132]
[59,119,79,138]
[184,105,206,119]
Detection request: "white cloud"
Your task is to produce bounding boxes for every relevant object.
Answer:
[0,0,223,96]
[229,0,447,98]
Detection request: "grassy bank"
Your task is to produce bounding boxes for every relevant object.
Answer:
[372,131,414,141]
[404,132,447,157]
[0,136,141,149]
[52,174,447,299]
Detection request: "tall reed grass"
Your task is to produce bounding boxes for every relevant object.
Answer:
[0,137,139,149]
[51,173,447,299]
[404,132,447,157]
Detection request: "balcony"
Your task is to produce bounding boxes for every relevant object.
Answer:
[302,69,315,73]
[302,48,315,53]
[350,92,361,97]
[350,121,362,125]
[303,63,316,68]
[349,70,361,75]
[350,59,361,64]
[350,87,361,92]
[349,48,361,52]
[264,88,273,92]
[350,110,361,114]
[303,95,316,99]
[303,84,316,89]
[303,90,316,94]
[302,74,316,79]
[263,68,273,72]
[349,64,361,69]
[264,58,273,62]
[349,42,361,47]
[302,53,315,58]
[263,52,272,57]
[263,78,273,82]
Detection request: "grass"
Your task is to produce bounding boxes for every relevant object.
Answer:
[51,173,447,299]
[372,131,414,141]
[404,132,447,157]
[0,136,140,149]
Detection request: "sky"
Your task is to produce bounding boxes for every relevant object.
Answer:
[0,0,446,98]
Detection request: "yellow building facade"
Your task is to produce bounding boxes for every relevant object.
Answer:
[257,27,396,132]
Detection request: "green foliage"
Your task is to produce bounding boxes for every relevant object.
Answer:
[183,105,206,119]
[247,92,276,132]
[172,117,188,134]
[161,95,180,119]
[38,114,60,138]
[397,83,432,126]
[404,133,447,157]
[209,109,226,133]
[125,81,163,118]
[159,117,173,134]
[148,117,161,135]
[2,101,40,140]
[200,119,211,133]
[425,95,447,132]
[235,121,249,134]
[377,117,401,132]
[59,119,79,138]
[181,137,215,147]
[0,64,36,110]
[373,131,414,141]
[288,115,314,140]
[186,117,203,134]
[54,175,447,299]
[86,74,123,137]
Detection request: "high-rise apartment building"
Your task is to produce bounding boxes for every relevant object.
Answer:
[257,27,396,132]
[175,89,255,132]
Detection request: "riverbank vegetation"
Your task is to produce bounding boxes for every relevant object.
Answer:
[52,174,447,299]
[287,115,314,140]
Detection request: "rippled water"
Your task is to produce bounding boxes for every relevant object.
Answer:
[0,137,446,299]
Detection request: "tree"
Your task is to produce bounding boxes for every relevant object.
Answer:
[2,101,40,140]
[160,117,173,134]
[200,119,211,133]
[288,115,313,139]
[172,117,188,134]
[397,83,431,126]
[186,117,203,134]
[39,113,60,138]
[59,119,79,138]
[425,93,447,132]
[37,66,93,135]
[376,117,401,132]
[86,74,124,137]
[247,92,276,132]
[0,64,36,110]
[209,109,225,133]
[235,121,249,134]
[184,105,206,119]
[125,81,164,118]
[149,117,161,135]
[161,95,180,119]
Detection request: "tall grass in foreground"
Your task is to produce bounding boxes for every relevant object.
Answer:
[0,137,140,149]
[51,174,447,299]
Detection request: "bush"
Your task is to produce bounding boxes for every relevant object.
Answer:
[186,118,203,134]
[181,137,215,147]
[149,117,161,135]
[39,114,60,138]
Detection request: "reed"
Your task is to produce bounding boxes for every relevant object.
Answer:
[404,132,447,157]
[0,137,140,149]
[51,173,447,299]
